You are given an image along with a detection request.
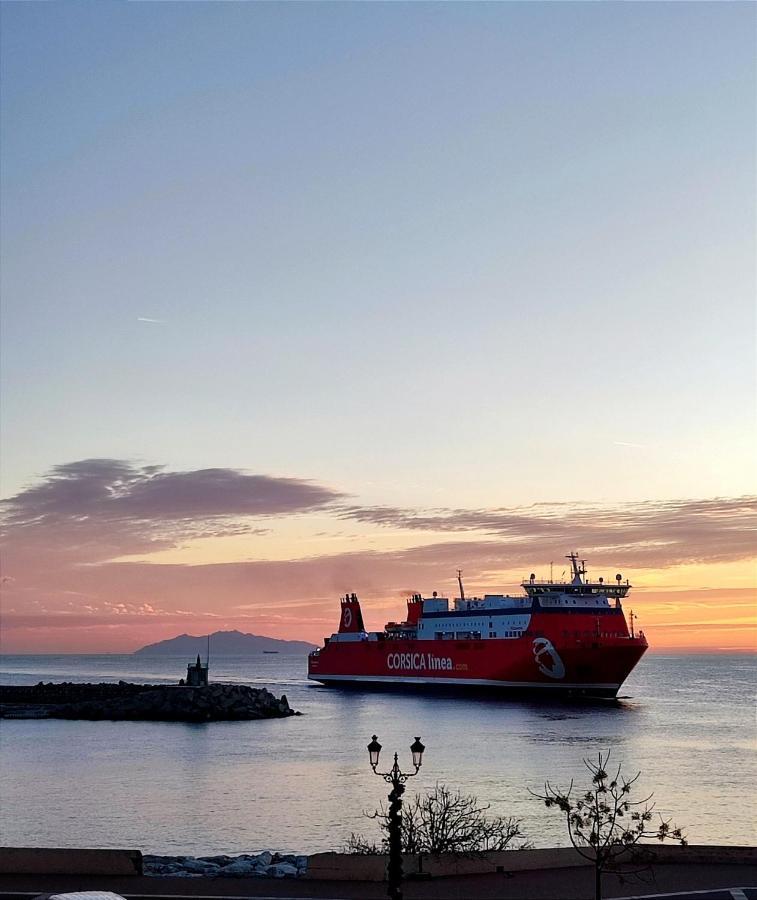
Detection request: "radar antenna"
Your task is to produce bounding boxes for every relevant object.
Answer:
[566,552,586,581]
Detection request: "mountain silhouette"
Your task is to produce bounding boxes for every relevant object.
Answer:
[132,629,316,656]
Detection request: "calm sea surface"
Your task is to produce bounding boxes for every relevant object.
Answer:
[1,653,755,855]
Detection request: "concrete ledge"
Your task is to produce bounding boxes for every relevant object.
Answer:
[0,848,143,876]
[1,845,752,881]
[305,848,590,881]
[305,845,757,881]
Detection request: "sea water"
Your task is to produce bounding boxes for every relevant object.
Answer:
[0,653,755,855]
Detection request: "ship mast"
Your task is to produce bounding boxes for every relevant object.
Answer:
[566,552,586,583]
[457,569,465,601]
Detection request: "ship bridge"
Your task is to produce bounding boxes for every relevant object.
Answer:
[523,553,631,602]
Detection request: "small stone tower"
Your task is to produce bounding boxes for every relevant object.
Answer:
[186,653,208,687]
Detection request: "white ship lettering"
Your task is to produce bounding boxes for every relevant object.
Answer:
[387,652,453,672]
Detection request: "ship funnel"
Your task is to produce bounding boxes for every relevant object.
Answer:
[338,593,365,633]
[406,594,423,626]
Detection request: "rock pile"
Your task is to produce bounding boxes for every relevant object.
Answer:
[143,851,308,878]
[1,681,156,705]
[0,682,297,722]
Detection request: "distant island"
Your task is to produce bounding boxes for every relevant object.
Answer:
[133,630,317,657]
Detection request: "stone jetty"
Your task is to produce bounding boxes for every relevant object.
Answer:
[0,681,298,722]
[143,851,308,878]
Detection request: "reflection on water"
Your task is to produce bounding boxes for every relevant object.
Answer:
[0,653,755,854]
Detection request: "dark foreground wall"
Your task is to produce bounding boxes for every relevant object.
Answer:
[1,845,754,881]
[0,848,142,875]
[0,682,296,722]
[306,844,757,880]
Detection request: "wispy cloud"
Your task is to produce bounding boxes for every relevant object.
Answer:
[1,457,755,650]
[3,460,755,574]
[137,316,164,324]
[1,458,344,563]
[3,459,342,523]
[337,496,757,568]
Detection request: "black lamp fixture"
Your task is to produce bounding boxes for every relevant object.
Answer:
[368,734,382,769]
[410,736,425,770]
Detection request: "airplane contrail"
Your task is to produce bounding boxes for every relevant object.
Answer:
[137,316,164,324]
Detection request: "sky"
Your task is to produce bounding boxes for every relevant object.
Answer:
[1,2,755,654]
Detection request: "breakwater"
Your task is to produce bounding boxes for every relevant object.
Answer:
[0,681,297,722]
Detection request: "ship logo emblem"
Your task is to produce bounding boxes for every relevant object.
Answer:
[342,607,353,629]
[532,638,566,679]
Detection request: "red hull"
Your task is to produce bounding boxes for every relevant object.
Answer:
[308,612,647,698]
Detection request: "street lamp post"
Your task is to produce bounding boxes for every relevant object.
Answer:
[367,735,425,900]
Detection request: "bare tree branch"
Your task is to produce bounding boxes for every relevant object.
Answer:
[530,750,686,900]
[346,783,531,857]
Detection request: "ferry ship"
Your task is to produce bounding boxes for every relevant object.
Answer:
[308,554,647,698]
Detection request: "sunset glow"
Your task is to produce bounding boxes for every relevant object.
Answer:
[1,3,754,657]
[1,459,754,653]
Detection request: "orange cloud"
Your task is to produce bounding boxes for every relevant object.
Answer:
[2,459,754,653]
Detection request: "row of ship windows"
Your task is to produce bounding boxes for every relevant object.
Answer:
[562,630,630,639]
[435,630,523,640]
[541,598,607,606]
[422,621,529,631]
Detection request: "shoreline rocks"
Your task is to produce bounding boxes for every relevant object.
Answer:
[143,852,308,878]
[0,681,299,722]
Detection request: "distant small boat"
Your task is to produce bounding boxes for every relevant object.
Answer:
[263,650,279,654]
